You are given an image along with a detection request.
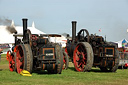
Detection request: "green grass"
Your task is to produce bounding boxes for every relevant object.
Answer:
[0,54,128,85]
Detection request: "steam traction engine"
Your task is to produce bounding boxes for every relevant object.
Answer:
[66,21,119,72]
[7,19,63,74]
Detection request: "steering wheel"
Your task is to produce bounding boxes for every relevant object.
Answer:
[77,29,90,42]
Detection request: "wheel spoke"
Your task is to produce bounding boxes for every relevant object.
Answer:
[76,50,80,61]
[76,50,81,55]
[78,62,82,68]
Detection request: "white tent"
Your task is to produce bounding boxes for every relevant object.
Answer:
[15,22,45,35]
[0,21,45,44]
[0,21,45,54]
[0,20,67,53]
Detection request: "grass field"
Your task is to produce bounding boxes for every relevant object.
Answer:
[0,54,128,85]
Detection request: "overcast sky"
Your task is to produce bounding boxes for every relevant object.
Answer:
[0,0,128,42]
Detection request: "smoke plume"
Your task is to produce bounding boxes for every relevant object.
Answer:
[0,17,12,26]
[6,26,17,34]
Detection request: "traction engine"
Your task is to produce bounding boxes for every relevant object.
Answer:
[66,21,119,72]
[7,19,63,74]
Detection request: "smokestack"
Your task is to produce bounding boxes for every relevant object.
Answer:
[22,18,28,35]
[72,21,77,42]
[22,18,29,43]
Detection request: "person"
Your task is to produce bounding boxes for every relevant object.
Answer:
[0,48,3,61]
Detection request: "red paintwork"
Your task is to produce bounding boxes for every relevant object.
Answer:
[73,44,87,72]
[15,45,24,74]
[8,53,15,72]
[6,51,11,61]
[125,63,128,67]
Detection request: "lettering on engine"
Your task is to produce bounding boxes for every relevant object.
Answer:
[46,53,54,56]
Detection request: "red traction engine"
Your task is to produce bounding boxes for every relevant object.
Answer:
[7,19,63,74]
[65,21,119,72]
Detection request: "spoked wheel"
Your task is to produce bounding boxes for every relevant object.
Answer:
[6,50,11,61]
[63,51,69,70]
[73,42,93,72]
[15,44,33,74]
[9,53,15,72]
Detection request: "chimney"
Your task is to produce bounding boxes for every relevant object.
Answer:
[22,18,29,43]
[22,18,28,36]
[72,21,77,42]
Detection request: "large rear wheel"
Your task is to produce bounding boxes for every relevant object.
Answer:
[73,42,94,72]
[15,44,33,74]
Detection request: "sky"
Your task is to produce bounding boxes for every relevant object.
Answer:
[0,0,128,42]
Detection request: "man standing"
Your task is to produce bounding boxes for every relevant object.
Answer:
[0,48,3,61]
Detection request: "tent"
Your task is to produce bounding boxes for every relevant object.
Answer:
[0,20,67,53]
[14,22,45,35]
[116,39,128,48]
[0,21,45,44]
[0,21,45,53]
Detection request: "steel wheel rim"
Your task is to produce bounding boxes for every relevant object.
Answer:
[73,44,87,72]
[15,45,24,73]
